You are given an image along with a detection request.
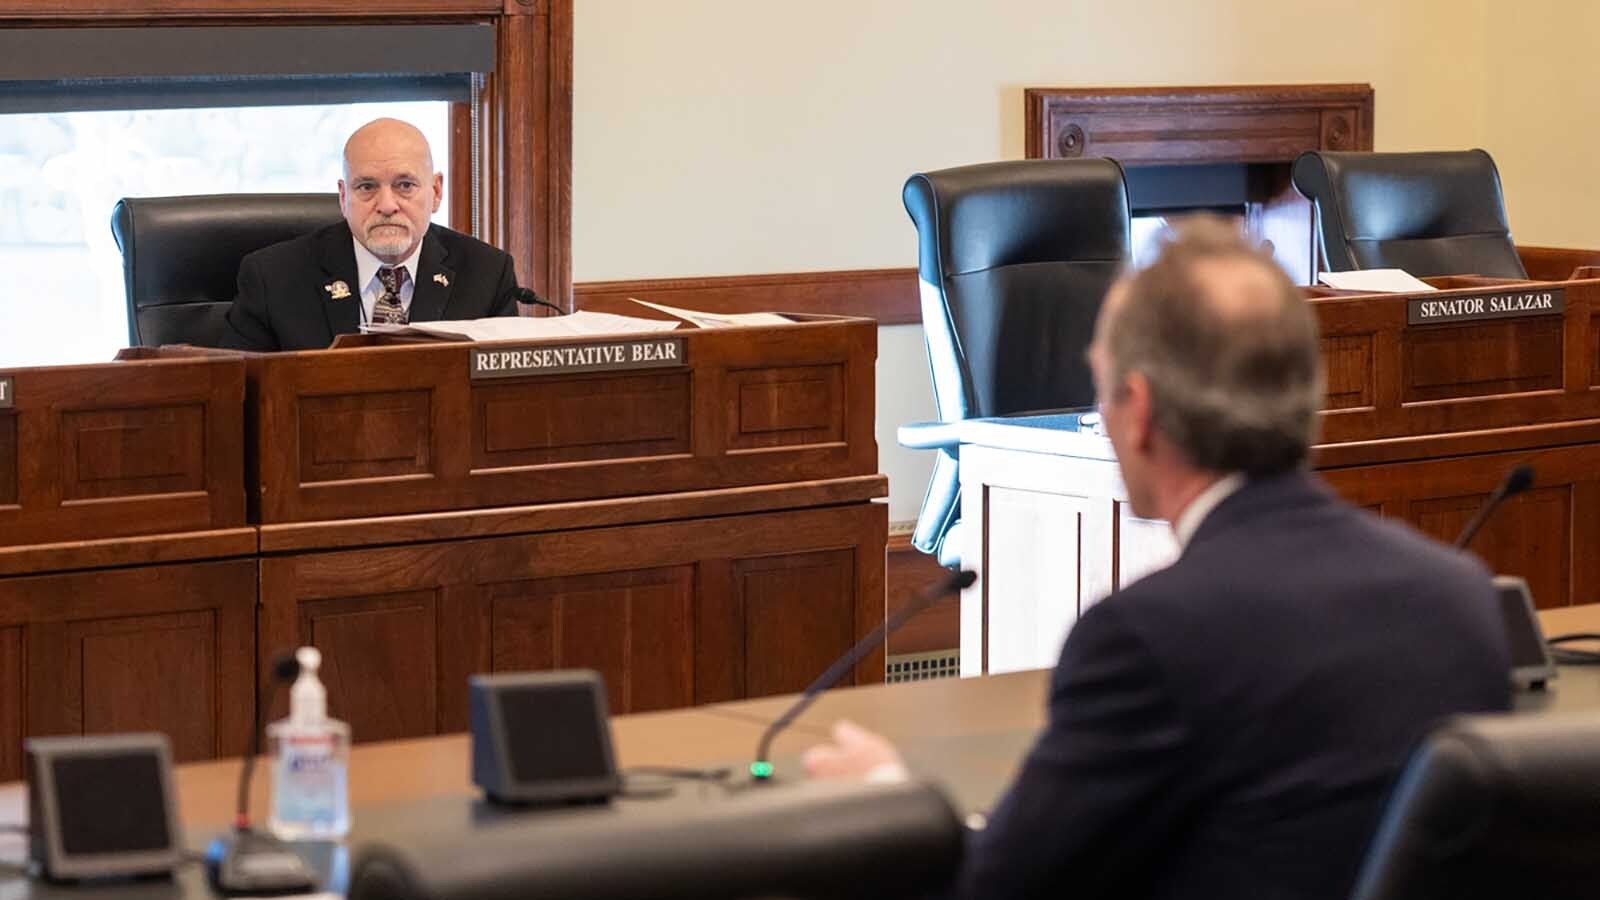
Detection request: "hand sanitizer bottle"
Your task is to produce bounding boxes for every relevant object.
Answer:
[268,647,351,840]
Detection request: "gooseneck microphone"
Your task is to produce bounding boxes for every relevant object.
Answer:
[514,287,567,316]
[749,569,977,782]
[1455,465,1535,549]
[208,651,315,896]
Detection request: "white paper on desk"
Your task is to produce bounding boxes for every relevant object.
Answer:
[362,311,680,341]
[1318,269,1437,293]
[630,298,793,328]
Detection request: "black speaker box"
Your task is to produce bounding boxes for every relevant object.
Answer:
[469,670,620,805]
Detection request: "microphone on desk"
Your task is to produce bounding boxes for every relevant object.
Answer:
[748,568,977,783]
[1454,464,1535,550]
[207,651,316,896]
[514,286,567,316]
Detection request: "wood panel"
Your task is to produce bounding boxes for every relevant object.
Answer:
[0,626,19,783]
[1314,278,1600,452]
[473,373,691,468]
[488,567,695,715]
[1518,245,1600,282]
[0,356,245,552]
[885,532,957,656]
[0,559,255,780]
[575,268,921,325]
[0,1,500,16]
[1319,443,1600,609]
[1024,84,1374,165]
[259,502,886,742]
[249,319,877,523]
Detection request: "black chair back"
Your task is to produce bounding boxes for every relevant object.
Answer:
[111,193,342,347]
[899,159,1130,562]
[1291,150,1527,279]
[1350,713,1600,900]
[348,779,963,900]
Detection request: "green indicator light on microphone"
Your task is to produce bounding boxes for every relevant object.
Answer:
[749,760,774,779]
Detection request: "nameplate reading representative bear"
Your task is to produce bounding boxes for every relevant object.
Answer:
[470,338,686,379]
[1407,289,1564,326]
[0,375,11,408]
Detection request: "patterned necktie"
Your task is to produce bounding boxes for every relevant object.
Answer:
[374,266,410,325]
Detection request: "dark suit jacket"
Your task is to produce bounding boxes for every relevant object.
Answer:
[949,470,1511,900]
[221,222,519,352]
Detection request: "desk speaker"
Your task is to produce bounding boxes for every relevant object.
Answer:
[469,670,620,805]
[25,733,182,880]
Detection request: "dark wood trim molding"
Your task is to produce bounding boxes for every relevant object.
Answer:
[0,0,574,308]
[1024,83,1375,164]
[1518,245,1600,283]
[575,267,921,325]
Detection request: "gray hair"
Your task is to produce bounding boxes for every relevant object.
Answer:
[1104,216,1324,475]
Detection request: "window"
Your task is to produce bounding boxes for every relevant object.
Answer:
[1,101,450,367]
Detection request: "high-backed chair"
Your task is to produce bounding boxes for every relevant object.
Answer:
[899,159,1131,566]
[1291,150,1527,279]
[111,193,342,347]
[1349,713,1600,900]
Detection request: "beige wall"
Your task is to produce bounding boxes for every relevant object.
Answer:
[1482,2,1600,247]
[573,0,1507,522]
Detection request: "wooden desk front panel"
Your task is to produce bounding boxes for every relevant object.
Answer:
[259,502,887,743]
[0,558,256,781]
[1314,280,1600,447]
[256,321,877,523]
[0,358,246,547]
[1320,443,1600,610]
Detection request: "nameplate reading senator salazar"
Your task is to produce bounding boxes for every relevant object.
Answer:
[469,338,686,379]
[0,375,11,408]
[1407,289,1564,326]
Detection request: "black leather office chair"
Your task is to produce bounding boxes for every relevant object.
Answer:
[899,159,1131,566]
[1349,713,1600,900]
[111,193,342,347]
[347,779,964,900]
[1291,150,1527,279]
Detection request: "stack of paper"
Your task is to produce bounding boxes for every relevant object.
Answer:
[1317,269,1437,293]
[362,311,680,341]
[631,299,793,328]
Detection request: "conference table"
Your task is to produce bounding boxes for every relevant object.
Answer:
[0,603,1594,900]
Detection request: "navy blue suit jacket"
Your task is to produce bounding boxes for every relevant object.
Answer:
[949,470,1511,900]
[221,222,519,352]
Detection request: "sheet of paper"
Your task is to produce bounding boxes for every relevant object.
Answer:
[1318,269,1437,293]
[362,311,680,342]
[630,298,794,328]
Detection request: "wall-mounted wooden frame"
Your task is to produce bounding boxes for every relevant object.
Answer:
[0,0,572,308]
[1025,84,1375,285]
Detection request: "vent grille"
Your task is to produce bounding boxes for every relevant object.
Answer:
[886,649,960,683]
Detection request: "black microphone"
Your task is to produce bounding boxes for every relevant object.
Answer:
[749,569,976,782]
[207,651,315,896]
[514,286,567,316]
[1455,465,1534,549]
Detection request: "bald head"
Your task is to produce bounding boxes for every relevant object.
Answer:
[338,118,442,264]
[1091,215,1323,475]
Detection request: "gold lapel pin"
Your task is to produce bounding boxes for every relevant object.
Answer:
[324,280,352,300]
[433,273,450,287]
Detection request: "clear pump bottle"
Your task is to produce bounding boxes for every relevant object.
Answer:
[267,647,351,840]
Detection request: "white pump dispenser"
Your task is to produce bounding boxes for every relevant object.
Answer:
[267,646,351,840]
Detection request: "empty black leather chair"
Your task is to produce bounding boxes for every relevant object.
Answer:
[111,193,342,347]
[899,159,1131,566]
[1349,713,1600,900]
[1291,150,1527,279]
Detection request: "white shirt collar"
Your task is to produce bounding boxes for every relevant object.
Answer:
[352,236,423,299]
[1172,473,1246,552]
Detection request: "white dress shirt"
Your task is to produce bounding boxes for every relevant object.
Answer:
[352,237,422,325]
[1171,472,1246,552]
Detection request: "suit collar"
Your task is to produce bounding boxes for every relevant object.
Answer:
[316,225,361,341]
[1187,469,1333,550]
[409,225,456,323]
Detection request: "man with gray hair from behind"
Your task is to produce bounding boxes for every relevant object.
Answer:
[805,216,1511,900]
